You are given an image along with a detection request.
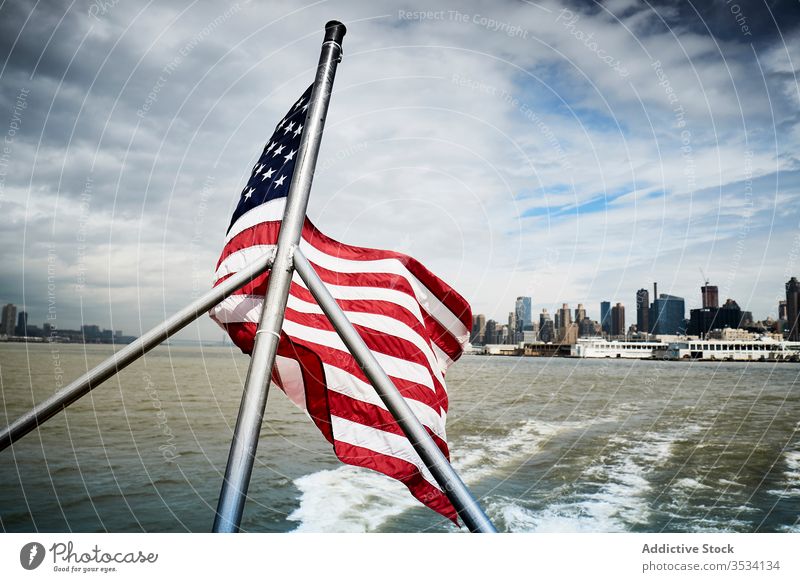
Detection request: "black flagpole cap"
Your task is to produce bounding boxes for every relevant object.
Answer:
[324,20,347,45]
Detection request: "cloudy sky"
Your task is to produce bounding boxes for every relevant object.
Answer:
[1,0,799,340]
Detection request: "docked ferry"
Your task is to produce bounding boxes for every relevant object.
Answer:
[570,338,667,359]
[664,339,800,361]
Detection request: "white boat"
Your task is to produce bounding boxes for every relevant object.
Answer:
[570,337,667,359]
[664,338,800,361]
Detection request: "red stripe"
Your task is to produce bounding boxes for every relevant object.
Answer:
[284,307,446,391]
[219,219,471,335]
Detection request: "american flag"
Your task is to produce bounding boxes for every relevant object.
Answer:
[210,85,472,523]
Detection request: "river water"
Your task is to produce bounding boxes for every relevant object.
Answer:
[1,343,797,532]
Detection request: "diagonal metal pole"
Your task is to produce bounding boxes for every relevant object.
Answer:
[292,248,497,533]
[211,20,347,533]
[0,249,276,452]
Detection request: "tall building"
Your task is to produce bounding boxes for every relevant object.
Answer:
[539,309,554,342]
[611,302,625,337]
[787,276,800,341]
[636,289,649,335]
[515,296,532,334]
[600,301,611,334]
[15,311,28,336]
[779,300,787,320]
[701,284,719,309]
[688,298,743,336]
[558,302,571,328]
[1,303,17,336]
[507,312,517,344]
[471,314,486,344]
[574,304,586,323]
[484,319,498,345]
[650,294,685,335]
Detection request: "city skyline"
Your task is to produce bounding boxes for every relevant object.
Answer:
[0,1,798,340]
[473,276,793,328]
[471,273,798,345]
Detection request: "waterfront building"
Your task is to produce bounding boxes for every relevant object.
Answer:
[650,293,685,335]
[611,302,625,337]
[515,296,532,336]
[636,289,649,337]
[1,303,17,336]
[484,319,498,345]
[539,309,554,342]
[471,314,486,344]
[600,301,611,334]
[701,284,719,309]
[15,311,28,336]
[787,276,800,341]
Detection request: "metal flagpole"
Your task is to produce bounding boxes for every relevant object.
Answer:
[0,249,276,452]
[292,249,498,533]
[211,20,347,533]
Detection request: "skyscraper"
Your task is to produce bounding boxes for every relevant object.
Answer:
[611,302,625,337]
[701,284,719,309]
[600,301,611,334]
[787,276,800,341]
[539,309,554,342]
[484,319,498,345]
[515,296,532,333]
[650,294,685,335]
[15,311,28,336]
[471,314,486,344]
[636,289,649,334]
[1,303,17,336]
[574,303,586,323]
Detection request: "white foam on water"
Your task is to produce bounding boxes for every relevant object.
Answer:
[287,418,591,532]
[287,466,417,532]
[673,478,712,491]
[485,430,688,532]
[767,449,800,498]
[489,499,626,533]
[450,419,577,481]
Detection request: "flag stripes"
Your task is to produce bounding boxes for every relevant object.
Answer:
[210,86,471,524]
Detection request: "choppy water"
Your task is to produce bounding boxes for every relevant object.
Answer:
[0,343,798,532]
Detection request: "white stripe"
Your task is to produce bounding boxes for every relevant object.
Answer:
[330,415,442,493]
[281,318,437,393]
[286,294,445,387]
[211,295,442,393]
[215,245,276,281]
[209,294,263,324]
[298,239,469,343]
[290,270,427,326]
[275,356,306,409]
[224,197,286,243]
[322,364,447,441]
[221,208,468,346]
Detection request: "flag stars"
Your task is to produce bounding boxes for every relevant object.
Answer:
[266,142,275,153]
[294,98,305,110]
[274,175,286,188]
[273,145,285,157]
[284,149,296,163]
[283,121,295,135]
[301,102,309,112]
[293,124,303,137]
[243,187,254,200]
[261,167,275,181]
